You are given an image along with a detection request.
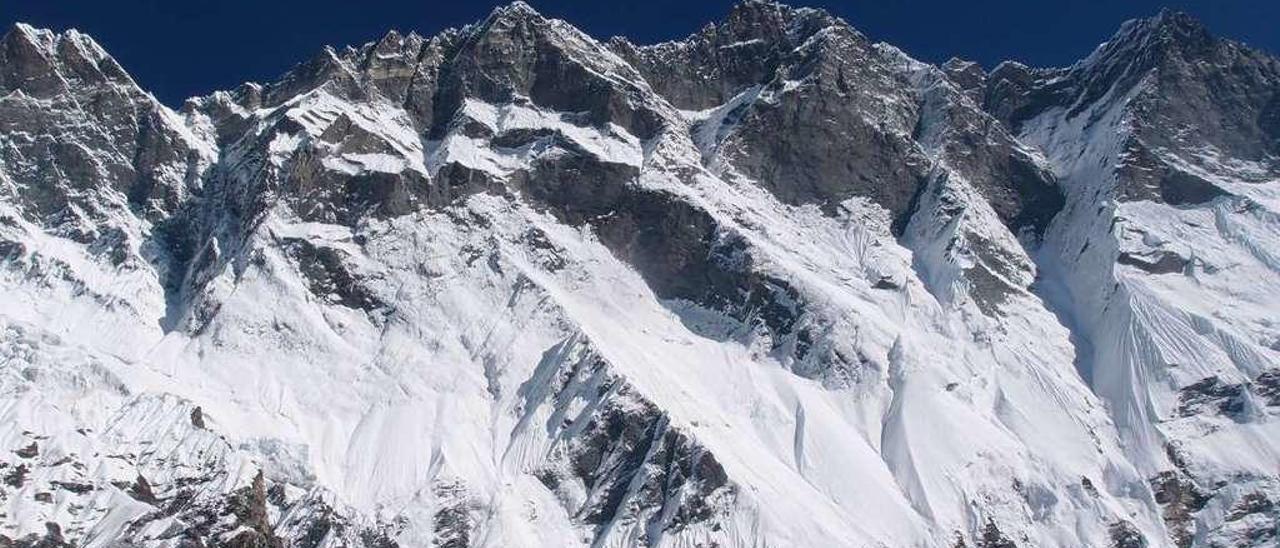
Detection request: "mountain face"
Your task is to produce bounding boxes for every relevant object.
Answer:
[1,2,1278,546]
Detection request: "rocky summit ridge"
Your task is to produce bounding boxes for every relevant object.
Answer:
[1,2,1279,547]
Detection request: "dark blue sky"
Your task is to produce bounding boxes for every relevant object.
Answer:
[5,0,1278,107]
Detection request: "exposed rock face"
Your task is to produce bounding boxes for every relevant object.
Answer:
[979,523,1017,548]
[612,1,838,111]
[1175,376,1248,420]
[1110,520,1149,548]
[2,2,1280,548]
[941,58,986,101]
[1150,470,1210,548]
[985,10,1280,202]
[618,0,1061,236]
[0,24,207,232]
[522,336,735,544]
[622,4,937,219]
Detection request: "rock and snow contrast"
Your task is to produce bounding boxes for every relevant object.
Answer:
[1,2,1278,546]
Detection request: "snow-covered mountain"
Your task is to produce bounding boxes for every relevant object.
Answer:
[1,2,1277,546]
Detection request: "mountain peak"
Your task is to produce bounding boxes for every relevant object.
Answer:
[728,0,786,16]
[1151,8,1206,32]
[722,0,837,38]
[1094,9,1214,66]
[485,1,545,25]
[2,23,59,64]
[3,22,59,47]
[365,28,427,64]
[2,23,114,62]
[1141,9,1212,46]
[470,1,564,45]
[1,22,136,97]
[1054,8,1220,105]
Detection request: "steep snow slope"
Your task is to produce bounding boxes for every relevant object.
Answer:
[982,10,1280,547]
[1,3,1277,548]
